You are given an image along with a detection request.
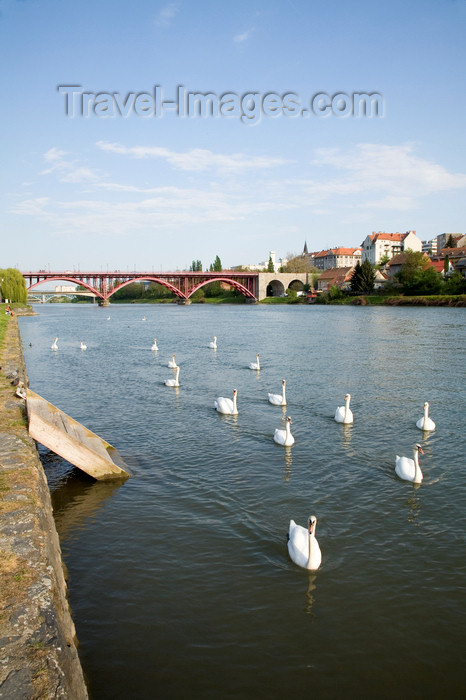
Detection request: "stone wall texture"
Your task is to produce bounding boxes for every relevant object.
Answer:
[0,313,88,699]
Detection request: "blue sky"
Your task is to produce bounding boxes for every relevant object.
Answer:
[1,0,465,271]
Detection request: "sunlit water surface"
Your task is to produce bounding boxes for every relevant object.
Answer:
[19,304,466,699]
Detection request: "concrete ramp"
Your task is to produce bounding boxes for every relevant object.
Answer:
[27,389,130,481]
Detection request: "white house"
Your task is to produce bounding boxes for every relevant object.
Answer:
[361,231,422,265]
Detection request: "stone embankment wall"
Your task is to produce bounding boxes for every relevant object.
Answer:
[0,314,88,699]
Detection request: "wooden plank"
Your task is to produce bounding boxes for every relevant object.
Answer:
[26,389,130,481]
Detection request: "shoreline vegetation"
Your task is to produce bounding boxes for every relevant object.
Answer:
[66,293,466,307]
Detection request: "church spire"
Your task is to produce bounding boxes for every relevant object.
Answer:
[303,241,308,255]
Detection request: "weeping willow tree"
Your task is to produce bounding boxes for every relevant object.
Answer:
[0,268,27,304]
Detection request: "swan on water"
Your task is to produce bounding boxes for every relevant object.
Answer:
[168,354,178,368]
[268,380,287,406]
[142,316,146,321]
[274,416,295,446]
[395,444,424,484]
[416,401,436,431]
[249,353,260,370]
[51,337,58,351]
[209,336,217,349]
[164,366,180,387]
[214,389,238,415]
[334,393,353,424]
[287,515,322,571]
[80,341,87,351]
[107,316,111,320]
[151,339,158,351]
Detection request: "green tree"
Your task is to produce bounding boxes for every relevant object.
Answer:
[189,260,202,271]
[443,271,466,295]
[112,282,144,300]
[395,252,443,295]
[282,255,317,273]
[267,256,274,272]
[444,254,450,275]
[351,260,376,293]
[446,235,456,248]
[360,259,376,293]
[395,251,431,287]
[350,261,362,292]
[0,268,27,304]
[212,255,222,272]
[376,253,390,269]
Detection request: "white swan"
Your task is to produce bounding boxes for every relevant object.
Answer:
[107,316,111,320]
[274,416,295,446]
[164,366,180,387]
[214,389,238,415]
[51,337,58,351]
[142,316,146,321]
[395,444,424,484]
[268,380,287,406]
[151,339,158,351]
[209,336,217,349]
[80,340,87,351]
[416,401,436,431]
[287,516,322,571]
[334,393,353,424]
[249,353,260,370]
[168,354,178,368]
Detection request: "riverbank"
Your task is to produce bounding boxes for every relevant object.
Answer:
[72,293,466,306]
[315,293,466,306]
[0,311,88,699]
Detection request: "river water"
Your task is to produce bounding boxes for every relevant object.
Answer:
[19,303,466,700]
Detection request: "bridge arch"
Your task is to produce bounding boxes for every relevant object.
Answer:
[266,279,286,297]
[108,277,187,300]
[187,277,256,300]
[288,278,306,291]
[27,276,104,300]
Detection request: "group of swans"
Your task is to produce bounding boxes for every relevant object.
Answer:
[51,337,87,351]
[288,399,434,571]
[392,403,435,484]
[164,353,180,386]
[392,402,435,484]
[165,366,180,387]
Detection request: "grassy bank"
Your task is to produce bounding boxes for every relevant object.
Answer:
[0,304,11,345]
[349,294,466,306]
[315,294,466,307]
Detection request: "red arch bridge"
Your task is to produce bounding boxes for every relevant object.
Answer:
[23,270,311,305]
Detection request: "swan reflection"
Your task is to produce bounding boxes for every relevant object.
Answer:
[283,446,292,481]
[406,492,421,526]
[304,573,318,615]
[341,423,352,448]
